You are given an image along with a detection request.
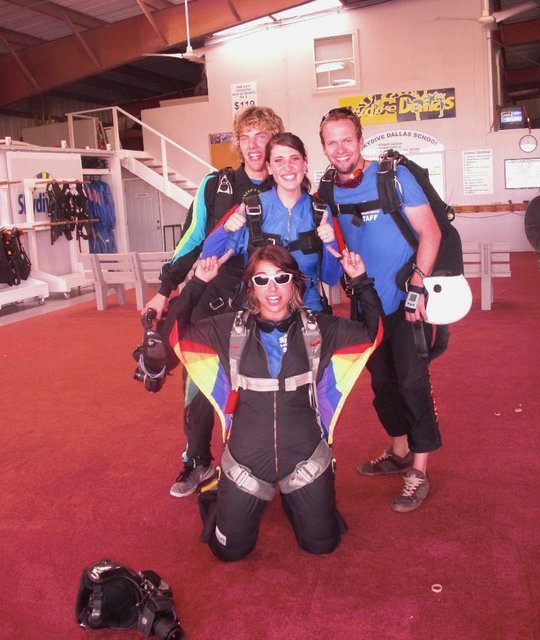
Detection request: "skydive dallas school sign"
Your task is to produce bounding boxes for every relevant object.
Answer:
[339,88,456,125]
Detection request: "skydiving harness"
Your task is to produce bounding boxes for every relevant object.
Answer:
[201,167,270,316]
[46,181,91,245]
[317,150,463,280]
[228,308,321,402]
[244,193,327,255]
[318,150,466,360]
[0,227,32,286]
[243,194,332,313]
[220,438,332,501]
[220,308,332,501]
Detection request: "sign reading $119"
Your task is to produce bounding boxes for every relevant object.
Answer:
[231,82,257,114]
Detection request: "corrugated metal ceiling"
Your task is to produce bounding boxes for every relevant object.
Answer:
[0,0,539,126]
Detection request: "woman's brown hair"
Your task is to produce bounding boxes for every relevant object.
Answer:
[265,132,312,193]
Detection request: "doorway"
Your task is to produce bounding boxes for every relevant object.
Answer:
[124,179,163,251]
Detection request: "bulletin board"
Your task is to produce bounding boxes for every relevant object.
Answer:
[504,158,540,189]
[209,132,239,170]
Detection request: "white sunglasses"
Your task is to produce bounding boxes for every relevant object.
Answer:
[251,273,293,287]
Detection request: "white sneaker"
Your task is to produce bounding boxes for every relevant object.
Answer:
[170,463,214,498]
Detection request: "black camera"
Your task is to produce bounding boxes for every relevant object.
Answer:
[138,592,184,640]
[76,559,185,640]
[133,309,169,393]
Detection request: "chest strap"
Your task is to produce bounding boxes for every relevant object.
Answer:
[221,447,275,501]
[245,194,325,254]
[287,230,322,254]
[334,199,381,227]
[234,370,314,393]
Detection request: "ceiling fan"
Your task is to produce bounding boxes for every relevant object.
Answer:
[143,0,205,64]
[437,0,538,26]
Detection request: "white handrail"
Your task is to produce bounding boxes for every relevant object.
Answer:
[66,105,215,173]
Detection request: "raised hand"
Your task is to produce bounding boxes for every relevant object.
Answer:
[194,248,234,283]
[326,245,366,279]
[316,208,335,244]
[224,203,247,232]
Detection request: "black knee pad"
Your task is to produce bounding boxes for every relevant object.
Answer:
[198,490,218,543]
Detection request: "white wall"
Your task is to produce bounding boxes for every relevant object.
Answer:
[141,0,538,250]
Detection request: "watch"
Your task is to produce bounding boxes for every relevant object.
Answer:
[519,134,537,153]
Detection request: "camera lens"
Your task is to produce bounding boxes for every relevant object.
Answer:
[134,368,145,382]
[153,615,184,640]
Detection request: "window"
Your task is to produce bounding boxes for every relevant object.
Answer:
[314,34,356,90]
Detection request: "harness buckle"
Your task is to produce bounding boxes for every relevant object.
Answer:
[284,378,298,391]
[228,465,256,492]
[209,297,225,311]
[296,460,321,484]
[246,204,262,216]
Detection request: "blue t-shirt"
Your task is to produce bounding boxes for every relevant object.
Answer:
[258,327,288,378]
[334,162,427,314]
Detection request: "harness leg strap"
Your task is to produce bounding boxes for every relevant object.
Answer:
[279,439,332,494]
[220,447,275,501]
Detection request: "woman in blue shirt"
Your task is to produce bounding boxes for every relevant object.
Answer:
[202,132,341,311]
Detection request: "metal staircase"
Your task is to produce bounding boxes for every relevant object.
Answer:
[118,150,198,209]
[67,105,216,210]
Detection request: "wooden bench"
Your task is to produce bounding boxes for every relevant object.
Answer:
[462,241,511,310]
[132,251,172,301]
[88,252,145,311]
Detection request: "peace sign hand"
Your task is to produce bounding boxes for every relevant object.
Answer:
[326,245,366,279]
[194,249,234,283]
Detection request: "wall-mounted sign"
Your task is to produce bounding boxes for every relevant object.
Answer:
[363,130,446,199]
[363,129,445,158]
[231,82,257,116]
[463,149,493,195]
[339,88,456,125]
[7,151,82,222]
[505,158,540,189]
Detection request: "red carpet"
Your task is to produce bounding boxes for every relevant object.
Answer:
[0,253,538,640]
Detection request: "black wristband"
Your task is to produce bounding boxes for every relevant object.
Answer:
[349,272,370,288]
[190,275,208,289]
[407,284,425,295]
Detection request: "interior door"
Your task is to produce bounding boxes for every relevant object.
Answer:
[124,179,163,251]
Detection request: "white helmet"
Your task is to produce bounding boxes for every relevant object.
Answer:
[423,274,472,325]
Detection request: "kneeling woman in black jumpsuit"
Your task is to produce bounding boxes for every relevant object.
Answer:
[169,244,382,561]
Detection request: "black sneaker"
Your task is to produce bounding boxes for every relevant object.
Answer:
[170,462,214,498]
[357,448,414,476]
[392,469,430,513]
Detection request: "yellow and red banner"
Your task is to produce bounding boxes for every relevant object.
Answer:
[339,88,456,125]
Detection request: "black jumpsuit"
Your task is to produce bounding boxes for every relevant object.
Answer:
[170,274,382,561]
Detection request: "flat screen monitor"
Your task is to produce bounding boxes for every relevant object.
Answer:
[499,106,525,130]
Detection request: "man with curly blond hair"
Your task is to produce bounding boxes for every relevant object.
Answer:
[143,106,284,497]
